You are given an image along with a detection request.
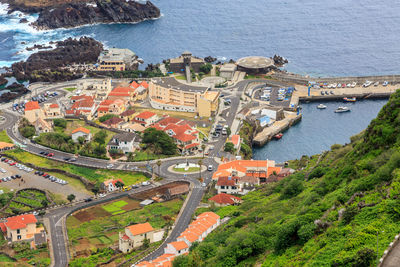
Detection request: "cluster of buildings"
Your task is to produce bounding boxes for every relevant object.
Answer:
[24,101,62,134]
[0,214,47,248]
[134,212,220,267]
[96,48,140,72]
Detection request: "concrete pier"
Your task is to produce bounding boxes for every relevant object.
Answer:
[253,111,302,146]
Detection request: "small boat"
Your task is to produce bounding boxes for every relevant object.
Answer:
[343,97,356,102]
[374,81,379,86]
[351,82,357,88]
[274,133,283,139]
[383,81,389,86]
[317,104,327,109]
[334,106,350,113]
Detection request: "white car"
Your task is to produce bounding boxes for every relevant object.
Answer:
[142,181,151,186]
[207,165,213,171]
[107,164,114,169]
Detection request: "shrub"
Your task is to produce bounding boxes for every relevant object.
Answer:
[353,248,375,267]
[280,178,304,200]
[99,114,118,123]
[224,142,235,153]
[342,206,358,224]
[53,118,67,128]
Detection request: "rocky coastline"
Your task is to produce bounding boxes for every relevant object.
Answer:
[11,36,103,82]
[2,0,160,30]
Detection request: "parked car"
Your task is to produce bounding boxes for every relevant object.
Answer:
[48,153,54,157]
[207,165,213,171]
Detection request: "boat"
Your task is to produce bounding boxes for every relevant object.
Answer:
[274,133,283,139]
[334,106,350,113]
[317,104,327,109]
[343,97,356,102]
[383,81,389,86]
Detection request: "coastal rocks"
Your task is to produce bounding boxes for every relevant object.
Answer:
[273,55,288,67]
[19,18,28,23]
[204,56,217,63]
[26,44,53,51]
[0,75,7,87]
[31,0,160,30]
[11,36,103,82]
[0,83,29,103]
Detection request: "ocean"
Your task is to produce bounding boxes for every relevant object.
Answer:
[0,0,396,160]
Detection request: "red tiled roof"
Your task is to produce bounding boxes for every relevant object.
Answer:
[0,222,6,233]
[25,101,40,111]
[99,99,114,107]
[120,109,136,117]
[103,117,123,126]
[216,176,239,186]
[209,193,242,205]
[49,103,59,108]
[127,222,154,236]
[136,111,157,120]
[72,127,90,134]
[130,81,140,89]
[71,95,94,101]
[121,234,130,241]
[140,81,149,89]
[4,214,37,230]
[185,143,199,149]
[231,135,240,146]
[97,107,109,112]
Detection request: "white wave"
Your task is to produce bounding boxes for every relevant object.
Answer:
[0,3,9,16]
[217,56,227,61]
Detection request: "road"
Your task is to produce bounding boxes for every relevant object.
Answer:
[0,77,262,266]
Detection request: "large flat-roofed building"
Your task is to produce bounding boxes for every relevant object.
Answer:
[169,51,205,73]
[97,48,138,71]
[149,77,219,117]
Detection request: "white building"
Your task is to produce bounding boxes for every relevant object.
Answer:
[107,132,139,154]
[71,127,91,143]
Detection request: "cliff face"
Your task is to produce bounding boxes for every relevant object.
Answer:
[3,0,160,30]
[33,0,160,30]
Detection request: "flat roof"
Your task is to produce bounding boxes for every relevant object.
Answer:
[237,56,274,69]
[151,77,209,93]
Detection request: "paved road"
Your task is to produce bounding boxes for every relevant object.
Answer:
[0,77,260,266]
[382,242,400,267]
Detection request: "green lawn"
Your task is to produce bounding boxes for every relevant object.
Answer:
[102,200,128,215]
[4,149,148,185]
[0,130,13,143]
[173,166,200,172]
[175,75,186,80]
[63,119,114,144]
[64,87,77,92]
[132,151,171,162]
[0,253,15,262]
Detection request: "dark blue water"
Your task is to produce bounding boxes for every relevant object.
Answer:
[1,0,400,76]
[252,99,388,162]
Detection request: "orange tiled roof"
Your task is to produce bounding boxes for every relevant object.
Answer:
[136,111,157,120]
[72,127,90,134]
[209,193,242,205]
[140,81,149,89]
[127,222,154,236]
[0,142,14,149]
[25,101,40,111]
[231,135,240,146]
[169,241,188,251]
[4,214,37,230]
[49,103,59,108]
[130,81,140,89]
[216,176,239,186]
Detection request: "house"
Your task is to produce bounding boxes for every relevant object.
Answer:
[77,78,112,101]
[119,222,163,253]
[97,98,126,117]
[230,135,241,151]
[43,103,62,119]
[118,122,146,133]
[33,118,53,134]
[108,86,135,102]
[71,127,91,143]
[165,184,189,200]
[168,51,205,73]
[152,116,200,153]
[107,132,139,154]
[101,179,124,192]
[120,109,136,122]
[97,48,138,71]
[137,212,220,266]
[66,95,96,119]
[131,81,149,101]
[0,214,44,243]
[212,160,282,184]
[24,101,44,123]
[133,111,158,127]
[102,117,124,128]
[0,142,15,151]
[215,176,240,194]
[208,193,242,207]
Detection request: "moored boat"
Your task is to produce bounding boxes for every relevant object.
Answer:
[343,97,356,102]
[274,133,283,139]
[334,106,350,113]
[317,104,327,109]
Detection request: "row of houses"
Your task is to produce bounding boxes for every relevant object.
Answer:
[134,212,220,267]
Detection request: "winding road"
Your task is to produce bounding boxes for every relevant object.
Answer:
[0,77,268,266]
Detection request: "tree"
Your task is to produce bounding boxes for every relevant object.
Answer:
[115,181,124,189]
[41,200,48,208]
[77,136,86,146]
[92,183,100,195]
[226,127,231,136]
[142,128,177,155]
[224,142,235,153]
[99,114,118,123]
[142,238,150,249]
[94,144,106,157]
[94,130,107,145]
[353,248,375,267]
[200,63,213,74]
[201,144,206,158]
[156,160,162,175]
[20,126,36,138]
[67,194,76,202]
[53,118,67,128]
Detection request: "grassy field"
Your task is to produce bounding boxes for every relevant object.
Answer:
[64,87,77,92]
[0,130,13,143]
[132,106,202,120]
[4,149,148,185]
[4,189,50,216]
[173,166,200,172]
[175,75,186,80]
[132,151,171,162]
[67,198,183,265]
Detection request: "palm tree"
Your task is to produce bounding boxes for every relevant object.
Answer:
[156,160,162,176]
[198,159,203,180]
[201,144,206,158]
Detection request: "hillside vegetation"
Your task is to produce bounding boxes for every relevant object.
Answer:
[174,90,400,267]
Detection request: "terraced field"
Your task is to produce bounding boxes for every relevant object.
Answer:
[3,189,50,216]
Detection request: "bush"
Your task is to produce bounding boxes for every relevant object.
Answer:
[99,114,118,123]
[53,118,67,128]
[224,142,235,153]
[342,206,358,224]
[297,223,316,244]
[308,166,328,180]
[142,128,177,155]
[280,178,304,200]
[200,63,213,74]
[353,248,375,267]
[20,126,35,138]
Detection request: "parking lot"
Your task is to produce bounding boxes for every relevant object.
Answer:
[0,159,90,200]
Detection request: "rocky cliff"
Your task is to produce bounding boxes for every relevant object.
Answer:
[3,0,160,30]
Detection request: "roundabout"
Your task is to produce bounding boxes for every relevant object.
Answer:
[168,162,207,174]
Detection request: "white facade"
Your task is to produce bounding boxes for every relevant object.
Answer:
[71,131,91,143]
[149,98,196,113]
[164,242,189,255]
[261,108,277,120]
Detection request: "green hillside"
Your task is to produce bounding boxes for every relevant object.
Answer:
[173,90,400,267]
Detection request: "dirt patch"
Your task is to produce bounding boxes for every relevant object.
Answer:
[120,198,140,211]
[130,181,189,200]
[92,206,112,217]
[73,206,111,222]
[74,238,92,257]
[73,210,95,222]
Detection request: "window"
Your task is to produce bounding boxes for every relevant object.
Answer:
[17,235,21,240]
[17,229,20,234]
[221,186,225,189]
